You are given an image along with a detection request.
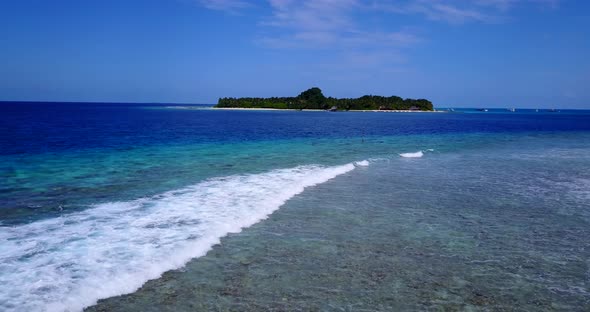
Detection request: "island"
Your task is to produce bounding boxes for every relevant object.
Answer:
[215,87,434,111]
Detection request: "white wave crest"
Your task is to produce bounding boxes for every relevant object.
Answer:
[354,160,370,167]
[399,151,424,158]
[0,163,355,312]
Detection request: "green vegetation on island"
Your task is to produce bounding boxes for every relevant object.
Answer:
[216,87,433,111]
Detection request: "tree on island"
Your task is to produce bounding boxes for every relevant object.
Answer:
[216,87,433,111]
[296,87,327,109]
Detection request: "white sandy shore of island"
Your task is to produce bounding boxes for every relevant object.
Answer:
[210,107,447,113]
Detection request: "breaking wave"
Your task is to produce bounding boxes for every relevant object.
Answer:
[399,151,424,158]
[0,163,356,312]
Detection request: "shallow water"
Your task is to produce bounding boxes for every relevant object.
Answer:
[87,135,590,311]
[1,103,589,311]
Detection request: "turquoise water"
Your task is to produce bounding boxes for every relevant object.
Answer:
[1,103,590,311]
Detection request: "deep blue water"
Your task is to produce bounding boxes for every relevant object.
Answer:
[1,102,589,311]
[3,102,590,156]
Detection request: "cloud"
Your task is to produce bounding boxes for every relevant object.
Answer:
[427,3,491,23]
[197,0,561,23]
[256,0,560,50]
[195,0,562,79]
[263,0,357,31]
[371,0,560,24]
[476,0,560,10]
[198,0,250,13]
[259,0,420,50]
[251,0,425,80]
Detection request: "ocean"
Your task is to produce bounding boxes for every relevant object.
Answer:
[1,102,589,311]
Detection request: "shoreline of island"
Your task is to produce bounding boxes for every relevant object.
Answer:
[211,107,447,113]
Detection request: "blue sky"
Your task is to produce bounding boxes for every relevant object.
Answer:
[0,0,588,108]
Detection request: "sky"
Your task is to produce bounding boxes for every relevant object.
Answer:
[0,0,588,108]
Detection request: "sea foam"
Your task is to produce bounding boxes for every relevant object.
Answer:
[399,151,424,158]
[0,163,355,312]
